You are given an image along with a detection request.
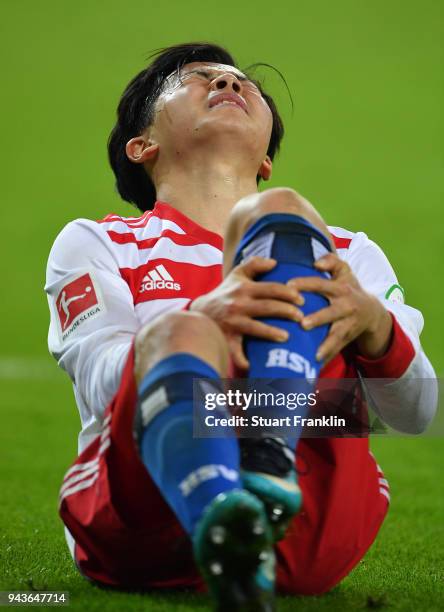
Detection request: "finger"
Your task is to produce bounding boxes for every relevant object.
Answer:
[237,256,277,279]
[316,320,350,363]
[249,281,305,306]
[301,298,354,330]
[245,298,303,322]
[315,253,350,278]
[231,315,289,343]
[288,276,343,297]
[229,335,249,370]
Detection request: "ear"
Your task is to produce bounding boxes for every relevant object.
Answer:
[125,136,159,164]
[258,155,272,181]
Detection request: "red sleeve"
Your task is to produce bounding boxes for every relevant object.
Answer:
[355,313,415,378]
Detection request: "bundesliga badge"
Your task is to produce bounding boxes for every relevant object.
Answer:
[55,273,102,340]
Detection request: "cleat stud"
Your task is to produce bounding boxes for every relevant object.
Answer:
[259,550,269,561]
[209,526,226,545]
[272,505,284,516]
[251,520,265,535]
[209,561,223,575]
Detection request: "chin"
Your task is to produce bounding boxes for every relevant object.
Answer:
[195,117,263,152]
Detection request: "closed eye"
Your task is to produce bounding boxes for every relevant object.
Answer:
[185,69,248,82]
[195,70,212,79]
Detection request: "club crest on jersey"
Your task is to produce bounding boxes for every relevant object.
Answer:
[385,283,405,304]
[55,272,104,342]
[139,264,181,293]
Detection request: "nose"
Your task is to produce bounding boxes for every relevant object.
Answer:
[211,73,242,95]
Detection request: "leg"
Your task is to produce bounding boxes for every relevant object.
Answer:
[134,309,229,384]
[222,188,335,537]
[59,341,203,590]
[60,311,274,601]
[225,186,334,383]
[134,310,238,535]
[223,194,388,593]
[135,311,276,610]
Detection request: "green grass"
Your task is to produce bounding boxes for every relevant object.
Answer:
[0,0,443,610]
[1,375,443,611]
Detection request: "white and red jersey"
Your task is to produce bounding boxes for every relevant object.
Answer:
[45,201,437,453]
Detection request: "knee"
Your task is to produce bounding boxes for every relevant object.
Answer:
[224,188,331,267]
[229,188,308,236]
[251,187,311,219]
[134,310,229,383]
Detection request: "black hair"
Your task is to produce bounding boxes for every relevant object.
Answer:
[108,42,285,211]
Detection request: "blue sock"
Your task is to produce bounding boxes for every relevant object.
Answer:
[137,353,241,535]
[235,214,333,446]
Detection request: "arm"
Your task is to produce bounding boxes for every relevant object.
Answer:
[45,219,140,420]
[289,232,438,433]
[346,233,438,434]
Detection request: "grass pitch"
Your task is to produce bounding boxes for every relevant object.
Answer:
[0,0,443,610]
[0,374,443,611]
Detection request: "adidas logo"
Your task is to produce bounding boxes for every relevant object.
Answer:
[139,264,181,293]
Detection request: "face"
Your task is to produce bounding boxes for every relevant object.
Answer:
[146,62,274,168]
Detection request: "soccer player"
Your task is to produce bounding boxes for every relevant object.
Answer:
[45,42,437,610]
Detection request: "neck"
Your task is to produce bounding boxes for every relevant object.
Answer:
[154,160,260,236]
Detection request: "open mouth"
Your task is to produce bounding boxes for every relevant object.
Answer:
[208,93,248,113]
